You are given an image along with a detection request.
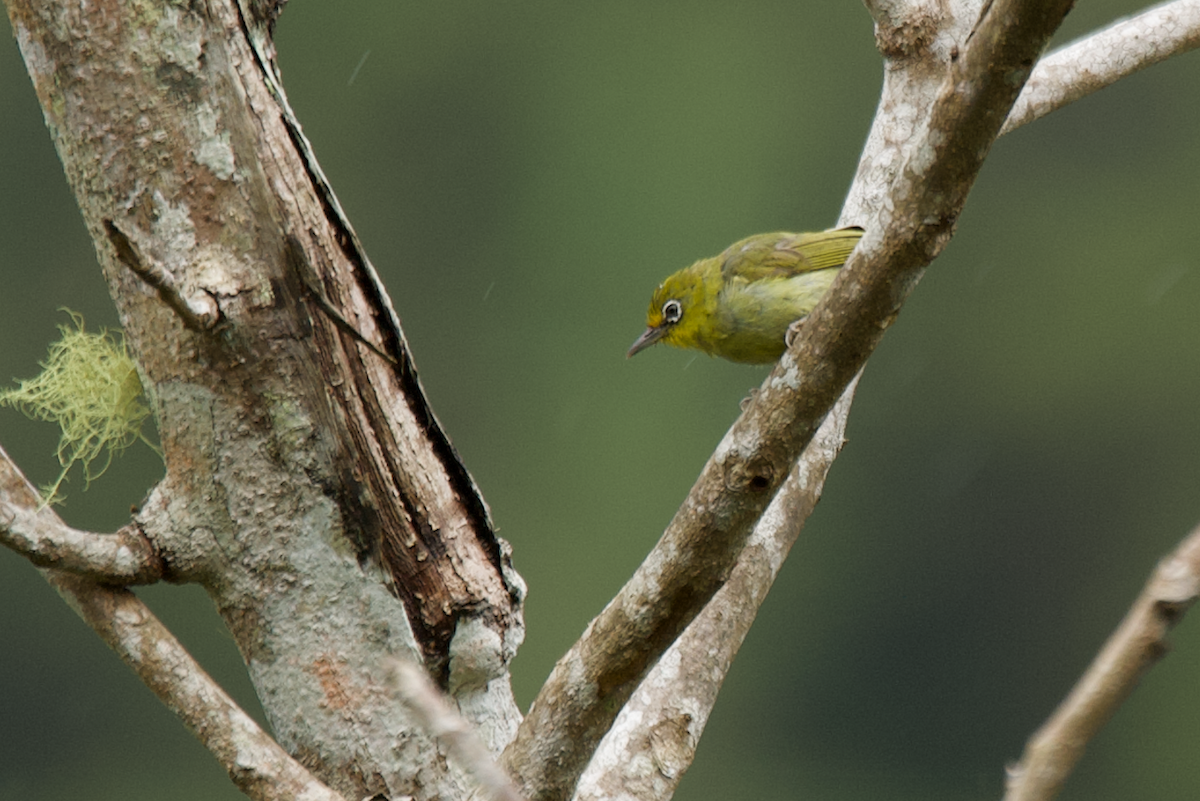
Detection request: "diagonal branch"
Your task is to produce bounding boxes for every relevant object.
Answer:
[48,571,351,801]
[1003,521,1200,801]
[388,659,527,801]
[0,444,345,801]
[572,383,856,801]
[503,1,1074,799]
[0,445,163,583]
[1003,0,1200,135]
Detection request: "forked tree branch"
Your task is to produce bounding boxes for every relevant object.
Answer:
[1003,521,1200,801]
[568,4,1200,798]
[1003,0,1200,135]
[5,0,1197,797]
[503,0,1074,799]
[6,0,525,795]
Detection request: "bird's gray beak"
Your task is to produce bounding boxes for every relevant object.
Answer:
[627,325,667,358]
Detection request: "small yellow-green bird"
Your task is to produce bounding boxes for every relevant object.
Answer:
[627,227,864,364]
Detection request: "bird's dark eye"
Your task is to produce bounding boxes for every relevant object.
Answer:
[661,299,683,324]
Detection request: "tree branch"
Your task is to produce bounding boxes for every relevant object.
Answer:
[47,570,350,801]
[104,219,221,331]
[572,383,856,801]
[0,443,343,801]
[7,0,1192,797]
[503,1,1074,799]
[0,445,163,583]
[1003,521,1200,801]
[1002,0,1200,135]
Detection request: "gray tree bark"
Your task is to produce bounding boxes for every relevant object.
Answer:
[5,1,524,798]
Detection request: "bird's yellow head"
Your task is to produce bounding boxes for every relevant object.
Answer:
[627,260,720,359]
[627,228,864,364]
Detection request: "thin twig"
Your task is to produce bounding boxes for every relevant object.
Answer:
[388,659,526,801]
[0,445,163,583]
[1002,0,1200,135]
[104,220,221,331]
[1003,522,1200,801]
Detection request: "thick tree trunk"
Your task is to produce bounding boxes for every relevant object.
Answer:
[6,1,524,797]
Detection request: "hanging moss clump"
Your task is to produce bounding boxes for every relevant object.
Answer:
[0,310,157,505]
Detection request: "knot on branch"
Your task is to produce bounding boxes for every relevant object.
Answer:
[722,452,778,495]
[873,1,941,60]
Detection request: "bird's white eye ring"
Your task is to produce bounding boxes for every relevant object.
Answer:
[661,299,682,324]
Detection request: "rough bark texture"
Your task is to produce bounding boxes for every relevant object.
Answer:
[5,1,524,798]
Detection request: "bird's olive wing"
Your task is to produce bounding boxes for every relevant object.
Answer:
[721,227,864,281]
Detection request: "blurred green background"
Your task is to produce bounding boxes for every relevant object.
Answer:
[3,2,1199,799]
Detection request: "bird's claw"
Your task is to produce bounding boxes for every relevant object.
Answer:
[785,317,807,349]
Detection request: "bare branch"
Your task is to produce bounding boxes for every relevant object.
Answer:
[0,441,342,799]
[1003,522,1200,801]
[47,570,350,801]
[388,659,526,801]
[0,444,162,583]
[573,383,856,801]
[1003,0,1200,135]
[504,1,1073,798]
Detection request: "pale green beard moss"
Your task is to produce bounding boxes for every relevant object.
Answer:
[0,311,158,505]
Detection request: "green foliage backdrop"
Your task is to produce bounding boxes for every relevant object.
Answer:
[2,3,1198,799]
